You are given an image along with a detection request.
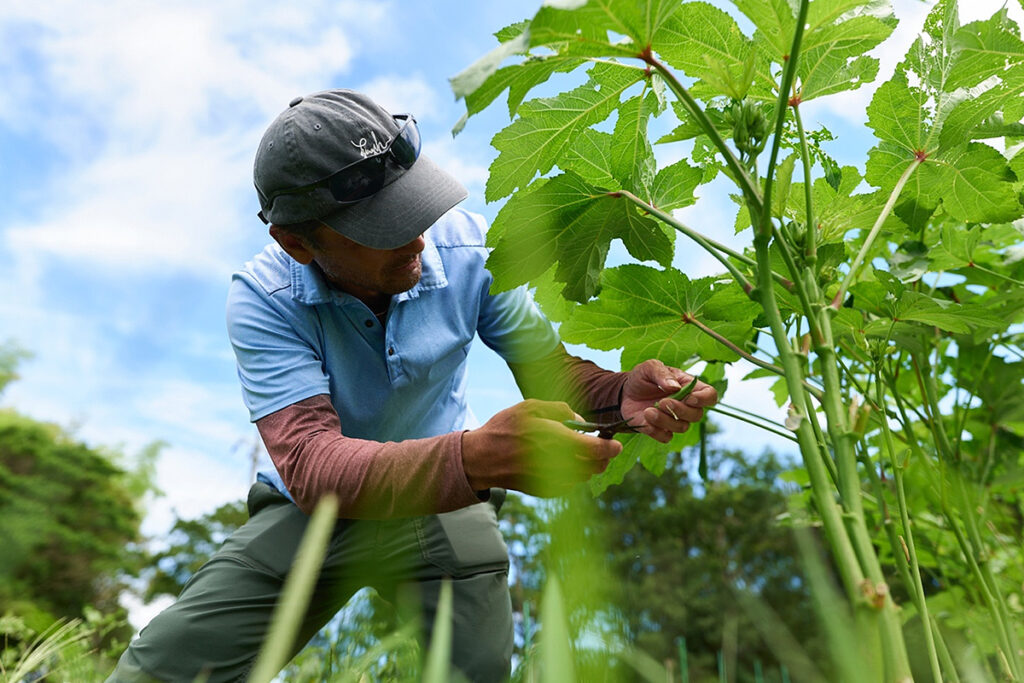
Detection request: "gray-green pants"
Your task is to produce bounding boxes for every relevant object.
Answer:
[108,483,512,683]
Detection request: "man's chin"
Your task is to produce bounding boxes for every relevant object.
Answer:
[387,266,422,294]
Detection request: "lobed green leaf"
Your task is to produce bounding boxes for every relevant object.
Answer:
[560,265,761,369]
[654,2,753,96]
[486,62,644,202]
[486,173,672,301]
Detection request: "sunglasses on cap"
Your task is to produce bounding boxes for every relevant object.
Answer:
[258,113,421,224]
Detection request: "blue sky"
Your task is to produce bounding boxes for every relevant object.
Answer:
[1,0,1019,626]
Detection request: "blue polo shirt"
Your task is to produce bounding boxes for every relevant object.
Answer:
[226,207,561,499]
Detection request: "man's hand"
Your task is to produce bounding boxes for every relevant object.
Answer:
[621,360,718,443]
[461,399,623,497]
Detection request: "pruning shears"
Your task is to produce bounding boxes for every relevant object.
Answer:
[561,416,641,440]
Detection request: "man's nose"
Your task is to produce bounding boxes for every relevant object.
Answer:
[398,234,425,254]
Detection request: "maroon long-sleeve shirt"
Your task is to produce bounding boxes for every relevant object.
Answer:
[256,346,627,518]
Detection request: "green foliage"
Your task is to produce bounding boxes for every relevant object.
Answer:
[500,441,831,682]
[602,447,827,680]
[865,0,1024,223]
[0,410,154,636]
[142,500,248,601]
[0,343,30,398]
[249,495,339,683]
[456,0,1024,678]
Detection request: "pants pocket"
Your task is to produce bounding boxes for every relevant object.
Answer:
[417,503,509,578]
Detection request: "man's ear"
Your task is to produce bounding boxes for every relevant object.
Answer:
[269,225,316,265]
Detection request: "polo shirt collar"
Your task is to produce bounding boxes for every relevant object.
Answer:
[289,234,448,307]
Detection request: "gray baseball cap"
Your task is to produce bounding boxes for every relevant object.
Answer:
[253,89,467,249]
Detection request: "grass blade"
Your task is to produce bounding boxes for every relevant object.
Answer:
[539,575,574,682]
[247,495,338,683]
[421,580,454,683]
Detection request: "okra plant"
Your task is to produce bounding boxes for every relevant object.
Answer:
[453,0,1024,680]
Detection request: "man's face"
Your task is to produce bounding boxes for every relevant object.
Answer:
[306,226,425,303]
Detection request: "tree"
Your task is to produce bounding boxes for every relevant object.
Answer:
[0,410,157,649]
[501,436,830,683]
[597,447,826,682]
[0,345,157,660]
[141,500,249,601]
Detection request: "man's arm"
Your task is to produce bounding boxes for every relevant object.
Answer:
[257,395,482,518]
[258,393,622,518]
[509,344,719,443]
[507,343,629,419]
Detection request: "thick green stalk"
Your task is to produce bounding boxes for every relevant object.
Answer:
[812,308,912,681]
[770,223,824,344]
[752,234,864,601]
[758,0,808,241]
[875,373,942,682]
[800,389,840,488]
[833,160,921,308]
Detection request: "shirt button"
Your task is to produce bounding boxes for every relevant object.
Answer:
[388,347,395,356]
[364,320,373,328]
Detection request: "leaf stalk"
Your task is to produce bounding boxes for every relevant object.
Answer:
[833,159,922,309]
[641,53,764,215]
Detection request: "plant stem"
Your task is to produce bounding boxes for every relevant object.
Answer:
[770,223,824,344]
[753,235,865,601]
[616,190,800,292]
[642,56,763,214]
[833,160,921,308]
[970,262,1024,287]
[798,389,840,488]
[688,317,784,375]
[792,106,817,264]
[874,370,943,682]
[915,352,1022,680]
[615,191,756,293]
[708,404,799,442]
[758,0,808,241]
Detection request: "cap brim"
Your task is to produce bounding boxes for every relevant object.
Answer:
[319,154,468,249]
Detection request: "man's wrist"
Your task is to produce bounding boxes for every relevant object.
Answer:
[460,429,490,492]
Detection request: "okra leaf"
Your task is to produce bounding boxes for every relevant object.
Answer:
[452,54,589,135]
[891,291,1002,333]
[947,8,1024,91]
[486,62,644,202]
[733,0,895,101]
[654,2,754,97]
[651,159,703,213]
[561,129,618,188]
[527,0,681,59]
[611,90,662,199]
[560,265,760,370]
[865,0,1024,223]
[486,173,672,301]
[526,4,637,59]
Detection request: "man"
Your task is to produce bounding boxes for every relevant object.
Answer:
[109,89,717,682]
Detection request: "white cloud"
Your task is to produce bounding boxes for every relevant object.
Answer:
[424,134,492,190]
[143,443,254,536]
[357,74,443,121]
[0,0,384,276]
